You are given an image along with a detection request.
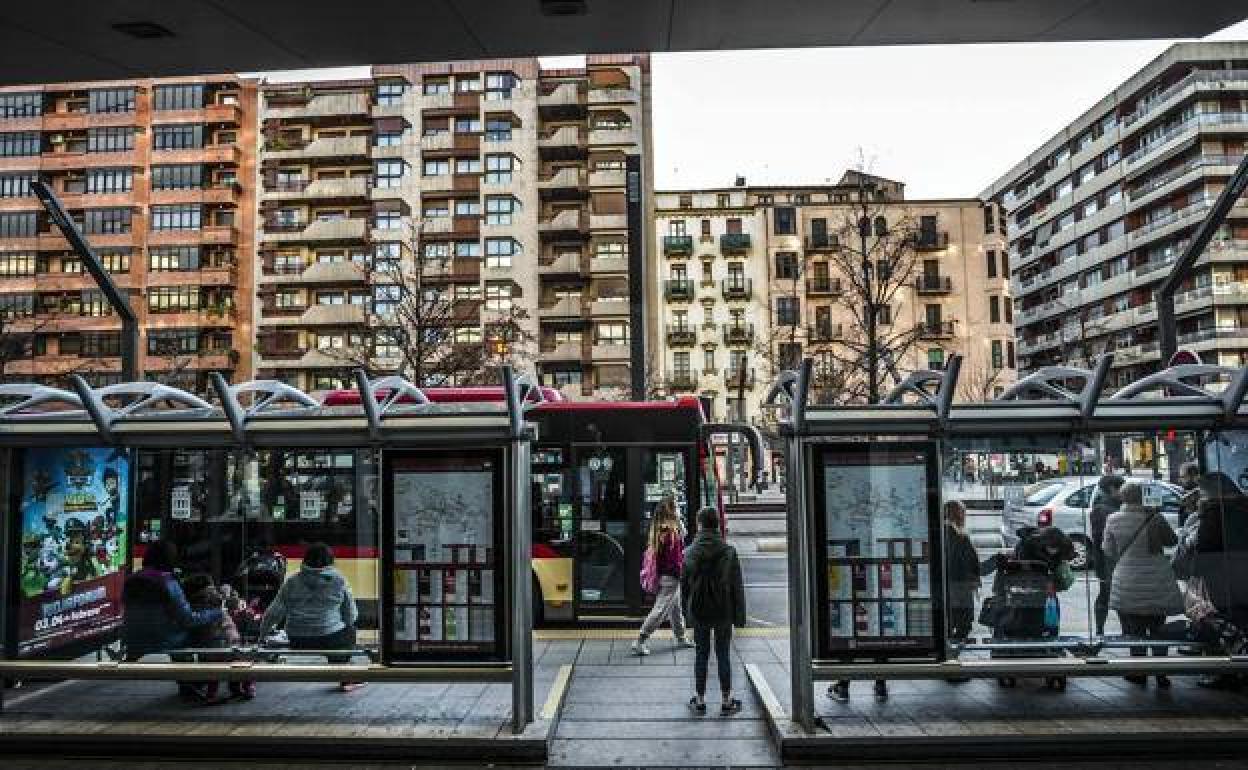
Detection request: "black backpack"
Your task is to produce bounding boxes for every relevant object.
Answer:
[689,546,733,622]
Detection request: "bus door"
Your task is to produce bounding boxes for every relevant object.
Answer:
[569,445,631,614]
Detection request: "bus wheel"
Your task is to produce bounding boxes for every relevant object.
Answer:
[531,576,544,626]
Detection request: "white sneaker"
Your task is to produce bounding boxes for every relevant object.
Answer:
[674,636,696,649]
[630,640,650,656]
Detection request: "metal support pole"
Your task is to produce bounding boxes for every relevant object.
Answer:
[31,180,139,382]
[0,448,9,712]
[502,366,533,732]
[785,432,814,731]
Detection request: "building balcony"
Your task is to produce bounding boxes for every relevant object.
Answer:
[723,323,755,346]
[913,232,950,251]
[261,217,368,243]
[539,82,586,108]
[589,126,639,146]
[590,213,628,230]
[720,233,751,253]
[589,169,626,188]
[589,87,639,105]
[666,325,698,347]
[34,149,138,172]
[538,167,588,193]
[292,176,372,200]
[668,369,699,391]
[422,257,481,283]
[152,144,241,166]
[539,250,583,275]
[150,182,242,206]
[807,277,842,296]
[265,90,371,120]
[264,134,370,160]
[919,320,956,339]
[538,208,589,235]
[663,235,693,257]
[721,278,752,301]
[590,254,628,274]
[538,126,587,151]
[808,323,843,343]
[591,342,631,361]
[589,297,629,317]
[420,173,480,195]
[915,275,953,294]
[664,279,695,301]
[539,296,586,318]
[539,339,586,362]
[723,368,756,389]
[805,235,841,251]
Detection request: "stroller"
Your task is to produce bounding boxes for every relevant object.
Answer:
[987,525,1076,691]
[230,549,288,646]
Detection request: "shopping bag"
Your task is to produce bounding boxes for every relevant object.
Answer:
[640,547,658,595]
[1043,592,1060,633]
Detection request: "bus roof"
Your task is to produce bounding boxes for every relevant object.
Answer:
[321,387,707,419]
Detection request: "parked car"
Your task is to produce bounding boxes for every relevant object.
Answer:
[1000,476,1183,570]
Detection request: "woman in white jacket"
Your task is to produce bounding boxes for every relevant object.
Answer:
[1103,481,1182,688]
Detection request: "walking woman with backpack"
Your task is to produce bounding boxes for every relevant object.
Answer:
[632,499,694,655]
[682,506,747,715]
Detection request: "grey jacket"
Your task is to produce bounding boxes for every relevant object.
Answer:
[1104,504,1182,616]
[261,565,358,639]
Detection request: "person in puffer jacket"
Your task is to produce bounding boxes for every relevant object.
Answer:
[260,542,361,691]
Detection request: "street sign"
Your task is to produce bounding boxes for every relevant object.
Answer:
[1169,350,1201,367]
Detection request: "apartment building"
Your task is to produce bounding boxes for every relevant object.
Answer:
[254,55,652,396]
[981,42,1248,387]
[0,76,257,387]
[655,172,1013,422]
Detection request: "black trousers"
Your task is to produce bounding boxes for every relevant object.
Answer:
[1094,578,1111,635]
[949,607,974,642]
[1119,612,1167,657]
[290,626,357,664]
[693,624,733,697]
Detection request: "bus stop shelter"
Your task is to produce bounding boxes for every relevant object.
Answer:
[0,368,566,762]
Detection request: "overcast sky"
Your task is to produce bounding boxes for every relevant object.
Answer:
[257,17,1248,200]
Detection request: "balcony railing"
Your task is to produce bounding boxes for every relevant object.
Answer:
[809,323,842,342]
[666,324,697,347]
[805,235,840,251]
[807,277,842,296]
[668,369,699,391]
[915,275,953,294]
[721,278,751,300]
[723,323,755,346]
[719,233,751,253]
[663,235,693,256]
[920,320,956,339]
[664,279,695,301]
[913,231,950,250]
[723,368,756,388]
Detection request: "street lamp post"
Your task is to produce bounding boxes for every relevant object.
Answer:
[858,212,879,404]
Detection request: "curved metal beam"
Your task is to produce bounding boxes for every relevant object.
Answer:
[1108,363,1236,401]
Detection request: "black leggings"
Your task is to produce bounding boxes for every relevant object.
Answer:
[289,626,357,664]
[1118,612,1167,657]
[693,624,733,697]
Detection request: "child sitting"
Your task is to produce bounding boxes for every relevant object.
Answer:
[182,574,255,702]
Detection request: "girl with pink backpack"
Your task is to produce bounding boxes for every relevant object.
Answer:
[632,499,695,655]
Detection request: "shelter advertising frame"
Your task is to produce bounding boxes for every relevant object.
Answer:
[0,368,537,731]
[768,353,1248,731]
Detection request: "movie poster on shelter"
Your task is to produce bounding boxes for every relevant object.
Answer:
[14,448,129,657]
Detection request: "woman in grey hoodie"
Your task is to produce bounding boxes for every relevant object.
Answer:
[1103,481,1182,688]
[261,542,361,691]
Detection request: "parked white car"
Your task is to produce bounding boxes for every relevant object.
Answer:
[1000,476,1184,570]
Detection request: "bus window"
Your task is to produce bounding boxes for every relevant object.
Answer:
[699,441,720,514]
[642,449,689,531]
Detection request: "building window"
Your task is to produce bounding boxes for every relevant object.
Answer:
[0,212,36,237]
[88,88,135,114]
[0,131,40,157]
[148,286,201,313]
[1007,340,1016,369]
[485,237,519,267]
[374,211,402,229]
[928,348,945,370]
[596,322,629,345]
[484,282,512,311]
[423,201,450,218]
[454,117,482,134]
[986,250,997,278]
[376,131,403,147]
[151,164,203,190]
[149,245,200,271]
[148,329,199,355]
[773,206,796,235]
[153,84,205,111]
[679,194,692,209]
[456,75,482,92]
[422,78,450,95]
[455,158,481,174]
[778,342,802,369]
[0,252,36,276]
[703,349,715,371]
[983,205,996,234]
[596,240,624,258]
[454,200,481,217]
[877,304,892,325]
[376,81,406,105]
[988,296,1001,324]
[484,118,512,141]
[0,172,35,198]
[485,72,517,100]
[86,168,133,194]
[153,124,203,150]
[375,160,405,188]
[717,193,730,208]
[485,154,513,184]
[83,207,132,234]
[775,252,799,280]
[992,340,1004,370]
[485,196,517,225]
[0,93,41,118]
[423,159,450,176]
[1005,299,1013,324]
[87,127,134,153]
[776,296,799,326]
[150,204,200,231]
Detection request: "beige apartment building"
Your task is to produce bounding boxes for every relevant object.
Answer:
[254,55,652,396]
[0,76,258,388]
[654,172,1014,423]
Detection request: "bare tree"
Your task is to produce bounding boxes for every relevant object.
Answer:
[957,357,1010,403]
[327,223,535,386]
[0,315,43,382]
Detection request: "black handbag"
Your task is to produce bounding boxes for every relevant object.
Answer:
[978,596,996,627]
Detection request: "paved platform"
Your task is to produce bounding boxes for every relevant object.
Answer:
[747,656,1248,763]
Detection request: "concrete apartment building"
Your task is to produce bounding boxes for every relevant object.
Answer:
[255,55,652,396]
[0,76,257,387]
[654,173,1013,422]
[982,42,1248,388]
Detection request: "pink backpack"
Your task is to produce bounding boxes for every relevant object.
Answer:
[639,547,658,595]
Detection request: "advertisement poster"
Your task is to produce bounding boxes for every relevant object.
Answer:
[385,453,501,663]
[817,444,940,659]
[14,448,129,658]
